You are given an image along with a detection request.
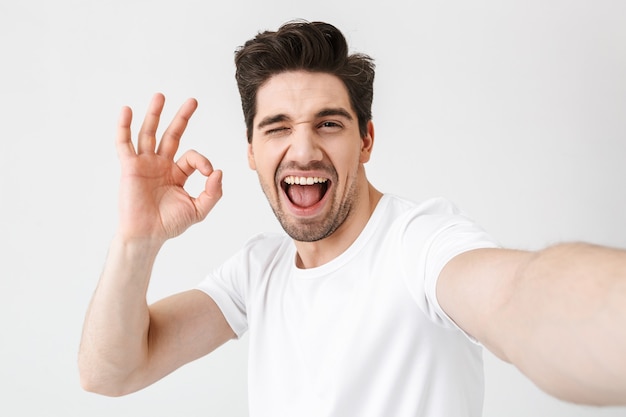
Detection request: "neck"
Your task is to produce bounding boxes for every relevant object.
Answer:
[294,182,383,269]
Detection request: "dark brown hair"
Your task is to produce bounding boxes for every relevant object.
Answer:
[234,20,375,143]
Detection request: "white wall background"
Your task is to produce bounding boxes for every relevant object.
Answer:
[1,0,625,415]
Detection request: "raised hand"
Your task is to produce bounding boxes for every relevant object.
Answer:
[115,93,222,243]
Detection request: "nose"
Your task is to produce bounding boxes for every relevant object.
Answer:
[285,126,323,165]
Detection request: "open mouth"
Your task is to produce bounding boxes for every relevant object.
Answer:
[282,176,330,208]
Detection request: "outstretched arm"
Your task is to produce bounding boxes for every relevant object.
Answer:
[438,243,626,405]
[78,94,235,396]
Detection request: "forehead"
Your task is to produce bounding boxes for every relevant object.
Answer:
[254,71,353,122]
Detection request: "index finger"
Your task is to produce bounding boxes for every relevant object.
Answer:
[156,98,199,159]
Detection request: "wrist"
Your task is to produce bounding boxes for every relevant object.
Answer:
[109,234,164,263]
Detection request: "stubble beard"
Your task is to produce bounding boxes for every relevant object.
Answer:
[259,167,360,243]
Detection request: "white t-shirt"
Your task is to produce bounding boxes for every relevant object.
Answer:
[198,194,499,417]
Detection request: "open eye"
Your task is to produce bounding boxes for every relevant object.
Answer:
[318,120,343,132]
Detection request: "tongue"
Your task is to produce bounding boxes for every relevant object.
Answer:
[287,184,324,208]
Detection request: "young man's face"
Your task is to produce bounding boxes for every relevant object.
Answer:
[248,70,373,242]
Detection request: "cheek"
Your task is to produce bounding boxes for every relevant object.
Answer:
[253,152,280,184]
[249,144,272,172]
[258,144,290,172]
[333,147,363,175]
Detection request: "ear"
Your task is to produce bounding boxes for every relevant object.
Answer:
[247,138,257,170]
[359,121,375,163]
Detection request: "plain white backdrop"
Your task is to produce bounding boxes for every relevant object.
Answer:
[1,0,625,415]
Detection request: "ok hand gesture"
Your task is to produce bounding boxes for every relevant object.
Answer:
[115,93,222,244]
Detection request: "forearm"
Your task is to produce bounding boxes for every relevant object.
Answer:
[78,236,162,396]
[497,243,626,405]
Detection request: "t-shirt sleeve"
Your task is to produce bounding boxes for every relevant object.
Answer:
[196,249,250,339]
[401,198,500,341]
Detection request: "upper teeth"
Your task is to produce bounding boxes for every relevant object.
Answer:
[284,176,328,185]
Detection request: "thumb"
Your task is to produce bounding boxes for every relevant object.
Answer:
[194,169,223,220]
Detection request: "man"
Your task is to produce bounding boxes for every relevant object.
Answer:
[78,20,626,416]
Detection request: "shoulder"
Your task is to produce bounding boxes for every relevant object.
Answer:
[370,194,499,267]
[229,231,293,270]
[381,194,471,234]
[382,194,465,216]
[242,231,291,255]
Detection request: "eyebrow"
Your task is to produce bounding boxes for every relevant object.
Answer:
[256,107,354,130]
